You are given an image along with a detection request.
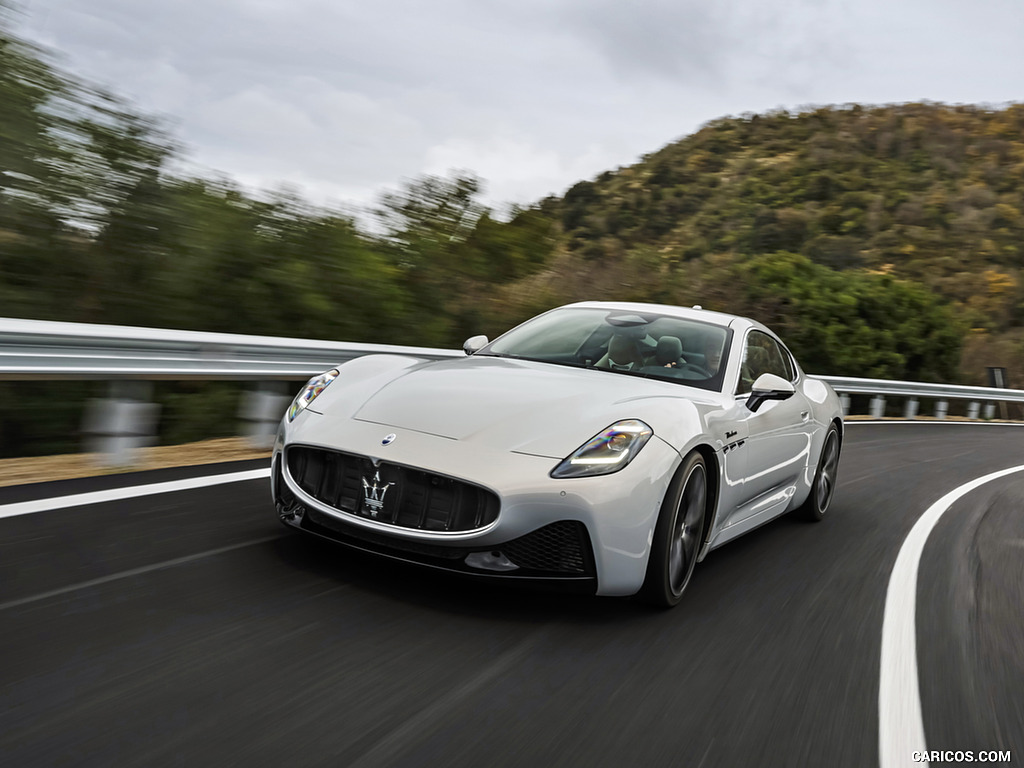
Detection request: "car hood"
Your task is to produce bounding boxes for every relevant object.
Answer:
[347,355,693,458]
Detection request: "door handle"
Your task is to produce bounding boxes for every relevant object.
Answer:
[801,411,810,421]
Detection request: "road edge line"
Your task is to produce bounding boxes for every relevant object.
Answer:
[0,468,271,519]
[879,463,1024,768]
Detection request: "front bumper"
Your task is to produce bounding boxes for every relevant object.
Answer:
[273,412,681,596]
[276,463,597,593]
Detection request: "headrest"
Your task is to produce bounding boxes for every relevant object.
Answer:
[656,336,683,365]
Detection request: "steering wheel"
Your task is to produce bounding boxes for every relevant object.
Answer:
[677,362,711,376]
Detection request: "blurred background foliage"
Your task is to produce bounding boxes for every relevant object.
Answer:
[2,6,1023,456]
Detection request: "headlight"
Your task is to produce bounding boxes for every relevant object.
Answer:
[550,419,653,478]
[287,368,339,421]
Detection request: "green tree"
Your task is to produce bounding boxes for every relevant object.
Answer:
[725,252,963,380]
[375,172,556,343]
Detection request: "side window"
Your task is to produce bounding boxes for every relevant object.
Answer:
[737,331,791,394]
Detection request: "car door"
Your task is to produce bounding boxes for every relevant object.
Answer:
[725,330,812,526]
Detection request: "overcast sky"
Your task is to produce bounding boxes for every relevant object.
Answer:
[13,0,1024,217]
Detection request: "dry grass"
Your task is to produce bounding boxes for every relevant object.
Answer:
[0,437,271,488]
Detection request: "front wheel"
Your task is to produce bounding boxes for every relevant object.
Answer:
[640,451,708,608]
[798,425,840,522]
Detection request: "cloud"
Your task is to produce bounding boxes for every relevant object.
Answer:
[13,0,1024,218]
[423,134,620,211]
[556,0,730,83]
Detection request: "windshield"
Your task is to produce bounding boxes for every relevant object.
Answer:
[480,307,732,392]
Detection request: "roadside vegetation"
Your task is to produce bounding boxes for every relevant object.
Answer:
[2,7,1022,456]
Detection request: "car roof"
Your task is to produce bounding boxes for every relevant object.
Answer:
[559,301,752,330]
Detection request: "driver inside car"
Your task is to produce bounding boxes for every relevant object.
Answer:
[703,335,724,375]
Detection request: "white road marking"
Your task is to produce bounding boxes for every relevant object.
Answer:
[0,468,271,520]
[0,534,286,612]
[879,464,1024,768]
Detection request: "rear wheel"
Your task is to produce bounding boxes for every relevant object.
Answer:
[641,452,708,608]
[798,425,840,522]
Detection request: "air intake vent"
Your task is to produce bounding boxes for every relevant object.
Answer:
[502,521,591,574]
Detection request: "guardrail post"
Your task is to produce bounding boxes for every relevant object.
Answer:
[82,382,161,467]
[967,402,981,420]
[904,398,919,419]
[839,394,851,416]
[870,396,886,418]
[239,383,292,449]
[934,400,948,420]
[984,403,996,420]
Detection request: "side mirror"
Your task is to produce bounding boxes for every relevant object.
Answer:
[747,373,795,412]
[463,335,489,355]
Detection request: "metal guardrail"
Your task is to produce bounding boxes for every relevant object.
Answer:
[0,317,460,465]
[0,317,461,380]
[2,317,1022,464]
[819,375,1024,403]
[814,375,1024,420]
[4,316,1021,398]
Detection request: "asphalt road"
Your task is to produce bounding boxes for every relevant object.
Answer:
[0,424,1021,767]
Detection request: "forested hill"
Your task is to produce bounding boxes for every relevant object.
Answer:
[3,4,1024,388]
[553,103,1024,294]
[523,103,1024,383]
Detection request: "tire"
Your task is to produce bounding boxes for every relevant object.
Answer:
[798,424,840,522]
[640,451,708,608]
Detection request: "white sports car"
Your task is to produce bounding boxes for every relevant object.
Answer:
[272,301,843,607]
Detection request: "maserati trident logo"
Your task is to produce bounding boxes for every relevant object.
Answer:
[361,471,395,517]
[381,433,396,446]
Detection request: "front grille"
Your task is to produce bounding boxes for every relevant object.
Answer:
[286,446,499,532]
[502,521,591,574]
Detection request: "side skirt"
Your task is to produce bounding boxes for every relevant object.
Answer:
[704,483,798,550]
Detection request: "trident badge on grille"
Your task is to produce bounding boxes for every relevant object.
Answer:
[361,471,396,517]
